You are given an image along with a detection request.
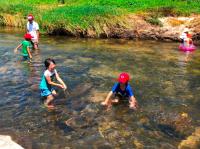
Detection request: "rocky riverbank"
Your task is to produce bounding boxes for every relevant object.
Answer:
[1,13,200,44]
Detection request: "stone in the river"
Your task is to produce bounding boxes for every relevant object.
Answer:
[133,139,144,149]
[0,135,24,149]
[178,127,200,149]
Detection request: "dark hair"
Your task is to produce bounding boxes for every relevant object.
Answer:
[44,58,56,69]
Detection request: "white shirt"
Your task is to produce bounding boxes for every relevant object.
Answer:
[27,21,39,40]
[180,32,187,40]
[44,69,57,78]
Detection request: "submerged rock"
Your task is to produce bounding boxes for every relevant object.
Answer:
[90,91,107,103]
[0,135,24,149]
[151,112,193,138]
[178,127,200,149]
[133,139,144,149]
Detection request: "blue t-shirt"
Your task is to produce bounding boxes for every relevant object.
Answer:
[111,82,134,97]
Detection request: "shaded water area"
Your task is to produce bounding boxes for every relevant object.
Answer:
[0,27,200,149]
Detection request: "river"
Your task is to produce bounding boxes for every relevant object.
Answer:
[0,27,200,148]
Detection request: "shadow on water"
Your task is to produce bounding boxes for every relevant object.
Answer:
[55,121,74,133]
[0,28,200,148]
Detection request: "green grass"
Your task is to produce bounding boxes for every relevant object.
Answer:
[42,5,121,28]
[0,0,200,33]
[1,0,200,14]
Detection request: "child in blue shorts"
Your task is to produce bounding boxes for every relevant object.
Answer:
[40,58,67,109]
[101,72,138,109]
[14,33,33,61]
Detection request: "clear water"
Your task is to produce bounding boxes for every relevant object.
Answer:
[0,27,200,149]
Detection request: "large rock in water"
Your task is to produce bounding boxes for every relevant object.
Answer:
[178,127,200,149]
[0,135,24,149]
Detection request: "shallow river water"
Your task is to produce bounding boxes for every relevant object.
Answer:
[0,27,200,149]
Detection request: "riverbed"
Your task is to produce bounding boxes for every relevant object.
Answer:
[0,27,200,148]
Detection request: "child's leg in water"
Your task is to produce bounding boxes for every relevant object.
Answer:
[44,94,54,108]
[34,43,38,49]
[44,90,57,108]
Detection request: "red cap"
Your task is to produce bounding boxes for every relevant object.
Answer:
[27,14,34,20]
[118,72,130,83]
[24,33,32,39]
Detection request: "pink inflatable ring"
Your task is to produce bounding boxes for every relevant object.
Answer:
[179,44,196,52]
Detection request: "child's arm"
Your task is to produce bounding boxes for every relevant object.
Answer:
[101,91,113,106]
[55,72,67,90]
[45,75,64,89]
[27,47,32,59]
[127,85,138,109]
[14,44,22,53]
[129,96,138,109]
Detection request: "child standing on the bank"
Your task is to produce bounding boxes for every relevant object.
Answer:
[40,58,67,109]
[101,72,138,109]
[14,33,33,61]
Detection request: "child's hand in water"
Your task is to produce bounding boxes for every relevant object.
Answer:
[63,84,67,90]
[101,101,108,106]
[14,48,18,54]
[58,84,64,89]
[129,101,138,110]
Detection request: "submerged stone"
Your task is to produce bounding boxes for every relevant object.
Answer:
[178,127,200,149]
[133,139,144,149]
[0,135,24,149]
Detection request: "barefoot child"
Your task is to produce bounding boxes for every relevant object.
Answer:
[39,58,67,109]
[184,33,193,47]
[101,72,138,109]
[27,14,39,50]
[14,33,33,61]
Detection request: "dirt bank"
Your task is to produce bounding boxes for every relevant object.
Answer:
[1,13,200,44]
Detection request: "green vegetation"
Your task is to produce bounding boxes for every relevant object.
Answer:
[0,0,200,34]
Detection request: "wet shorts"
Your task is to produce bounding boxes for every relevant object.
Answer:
[40,88,54,97]
[22,56,30,61]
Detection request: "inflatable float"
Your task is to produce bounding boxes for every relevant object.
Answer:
[179,44,196,52]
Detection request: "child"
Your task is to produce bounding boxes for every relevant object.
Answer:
[184,33,193,47]
[101,72,138,109]
[39,58,67,109]
[180,28,189,44]
[14,33,33,61]
[27,14,39,50]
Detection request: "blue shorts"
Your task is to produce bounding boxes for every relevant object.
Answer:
[40,88,54,97]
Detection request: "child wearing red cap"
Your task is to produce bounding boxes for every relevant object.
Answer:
[14,33,33,61]
[184,33,193,47]
[27,14,39,49]
[101,72,138,109]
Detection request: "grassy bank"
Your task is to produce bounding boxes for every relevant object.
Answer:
[0,0,200,35]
